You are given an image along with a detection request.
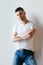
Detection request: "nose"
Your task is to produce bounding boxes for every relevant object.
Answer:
[19,15,22,18]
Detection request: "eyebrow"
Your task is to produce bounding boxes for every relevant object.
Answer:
[17,13,23,16]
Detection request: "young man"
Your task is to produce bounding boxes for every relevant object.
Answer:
[12,7,37,65]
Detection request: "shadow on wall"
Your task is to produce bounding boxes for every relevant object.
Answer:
[23,16,43,65]
[32,16,43,64]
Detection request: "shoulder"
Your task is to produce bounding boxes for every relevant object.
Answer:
[13,23,18,29]
[29,21,34,25]
[12,23,18,32]
[29,21,37,29]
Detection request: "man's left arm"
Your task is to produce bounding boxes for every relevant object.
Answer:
[28,28,36,38]
[20,28,36,40]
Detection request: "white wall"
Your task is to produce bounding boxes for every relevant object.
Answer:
[0,0,43,65]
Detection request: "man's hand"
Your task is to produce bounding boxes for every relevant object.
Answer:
[12,32,22,42]
[13,36,22,42]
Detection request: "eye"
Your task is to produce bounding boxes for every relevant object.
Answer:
[19,13,22,15]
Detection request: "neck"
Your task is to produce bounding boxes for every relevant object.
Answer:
[22,17,29,24]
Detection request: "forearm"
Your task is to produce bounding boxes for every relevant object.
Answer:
[20,34,30,40]
[21,28,36,40]
[13,38,19,42]
[12,28,36,42]
[12,35,22,42]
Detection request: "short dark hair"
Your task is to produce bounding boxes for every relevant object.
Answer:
[15,7,24,12]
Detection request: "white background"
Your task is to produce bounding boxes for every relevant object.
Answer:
[0,0,43,65]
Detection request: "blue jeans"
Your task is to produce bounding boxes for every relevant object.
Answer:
[13,49,37,65]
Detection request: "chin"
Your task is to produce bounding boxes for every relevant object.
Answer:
[20,18,24,21]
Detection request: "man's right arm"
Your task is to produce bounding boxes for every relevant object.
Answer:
[12,32,22,42]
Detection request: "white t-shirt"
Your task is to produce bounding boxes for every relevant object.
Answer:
[12,21,36,51]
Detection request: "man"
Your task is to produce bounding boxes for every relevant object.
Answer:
[12,7,37,65]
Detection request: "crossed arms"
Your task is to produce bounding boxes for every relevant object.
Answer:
[12,28,36,42]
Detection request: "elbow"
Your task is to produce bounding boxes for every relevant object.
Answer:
[30,29,37,38]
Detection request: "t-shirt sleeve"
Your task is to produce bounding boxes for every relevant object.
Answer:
[28,22,37,34]
[30,22,36,30]
[12,25,17,33]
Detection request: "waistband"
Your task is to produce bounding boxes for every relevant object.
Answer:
[18,49,34,53]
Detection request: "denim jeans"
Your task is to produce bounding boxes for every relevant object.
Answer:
[13,49,37,65]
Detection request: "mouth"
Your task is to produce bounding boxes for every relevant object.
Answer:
[20,18,23,20]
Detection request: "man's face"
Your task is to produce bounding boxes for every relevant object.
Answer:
[16,10,26,21]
